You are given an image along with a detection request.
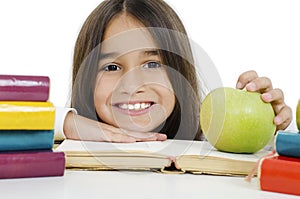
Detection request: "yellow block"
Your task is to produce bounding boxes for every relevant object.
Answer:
[0,101,55,130]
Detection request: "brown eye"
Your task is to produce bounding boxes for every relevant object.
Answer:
[104,64,121,71]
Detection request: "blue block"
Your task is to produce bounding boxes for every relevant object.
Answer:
[0,130,54,151]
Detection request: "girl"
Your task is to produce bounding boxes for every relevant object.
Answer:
[55,0,292,142]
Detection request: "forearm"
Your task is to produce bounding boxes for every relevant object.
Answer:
[54,107,77,141]
[63,112,107,141]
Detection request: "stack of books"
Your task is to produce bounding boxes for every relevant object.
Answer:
[0,74,65,179]
[258,131,300,196]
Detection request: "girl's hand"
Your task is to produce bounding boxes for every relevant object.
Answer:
[63,112,167,143]
[236,70,292,130]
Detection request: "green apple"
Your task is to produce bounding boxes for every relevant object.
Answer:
[297,99,300,131]
[200,87,276,153]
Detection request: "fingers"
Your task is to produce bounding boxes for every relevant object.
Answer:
[103,132,137,143]
[116,130,167,142]
[260,88,292,129]
[236,70,273,93]
[274,105,293,130]
[236,70,293,131]
[236,70,258,89]
[104,132,166,143]
[66,114,167,143]
[132,133,167,142]
[99,124,167,143]
[261,88,284,106]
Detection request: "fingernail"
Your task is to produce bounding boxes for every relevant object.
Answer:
[274,116,282,125]
[246,82,256,91]
[158,134,167,140]
[236,82,243,89]
[262,93,272,102]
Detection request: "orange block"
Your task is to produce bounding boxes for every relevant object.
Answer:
[259,155,300,196]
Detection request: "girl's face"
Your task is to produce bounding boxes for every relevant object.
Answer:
[94,14,175,132]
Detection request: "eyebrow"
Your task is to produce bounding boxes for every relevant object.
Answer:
[144,49,159,56]
[99,49,160,60]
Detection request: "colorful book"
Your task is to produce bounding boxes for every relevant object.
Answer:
[258,155,300,196]
[0,101,55,130]
[0,74,50,101]
[275,131,300,158]
[0,130,54,151]
[0,151,65,179]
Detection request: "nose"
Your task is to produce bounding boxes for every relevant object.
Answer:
[118,68,146,95]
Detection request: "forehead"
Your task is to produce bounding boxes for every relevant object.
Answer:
[101,14,157,54]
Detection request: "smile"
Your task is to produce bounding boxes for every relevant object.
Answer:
[116,102,153,111]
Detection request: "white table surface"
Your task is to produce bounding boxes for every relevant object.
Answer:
[0,170,298,199]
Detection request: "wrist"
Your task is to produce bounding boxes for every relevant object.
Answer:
[63,111,79,140]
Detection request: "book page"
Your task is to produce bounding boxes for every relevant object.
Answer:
[57,139,186,156]
[57,139,269,162]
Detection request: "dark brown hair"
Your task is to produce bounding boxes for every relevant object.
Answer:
[71,0,202,140]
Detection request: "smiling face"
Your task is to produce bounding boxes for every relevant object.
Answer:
[94,14,175,132]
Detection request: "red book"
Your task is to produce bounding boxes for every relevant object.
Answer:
[0,75,50,101]
[259,155,300,196]
[0,151,65,179]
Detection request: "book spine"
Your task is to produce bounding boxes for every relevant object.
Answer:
[0,75,50,101]
[275,131,300,158]
[259,156,300,196]
[0,130,54,151]
[0,101,55,130]
[0,151,65,179]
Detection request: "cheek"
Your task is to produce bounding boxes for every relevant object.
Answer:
[166,92,176,116]
[158,87,176,117]
[160,75,175,116]
[146,71,175,118]
[93,76,116,118]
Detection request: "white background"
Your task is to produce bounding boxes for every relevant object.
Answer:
[0,0,299,131]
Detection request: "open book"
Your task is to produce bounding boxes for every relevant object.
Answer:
[56,139,269,176]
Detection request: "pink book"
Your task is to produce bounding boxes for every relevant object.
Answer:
[0,151,65,179]
[0,75,50,101]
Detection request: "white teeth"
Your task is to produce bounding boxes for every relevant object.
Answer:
[141,103,148,109]
[128,104,134,110]
[134,103,140,109]
[118,103,151,111]
[119,104,128,109]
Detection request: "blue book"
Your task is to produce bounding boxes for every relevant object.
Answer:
[275,131,300,158]
[0,130,54,151]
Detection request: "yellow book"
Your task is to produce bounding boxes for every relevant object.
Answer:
[57,139,269,176]
[0,101,55,130]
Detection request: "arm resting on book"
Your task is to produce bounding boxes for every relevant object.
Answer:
[61,110,167,143]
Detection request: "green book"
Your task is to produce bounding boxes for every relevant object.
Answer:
[0,130,54,151]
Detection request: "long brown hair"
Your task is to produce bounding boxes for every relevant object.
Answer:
[72,0,202,140]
